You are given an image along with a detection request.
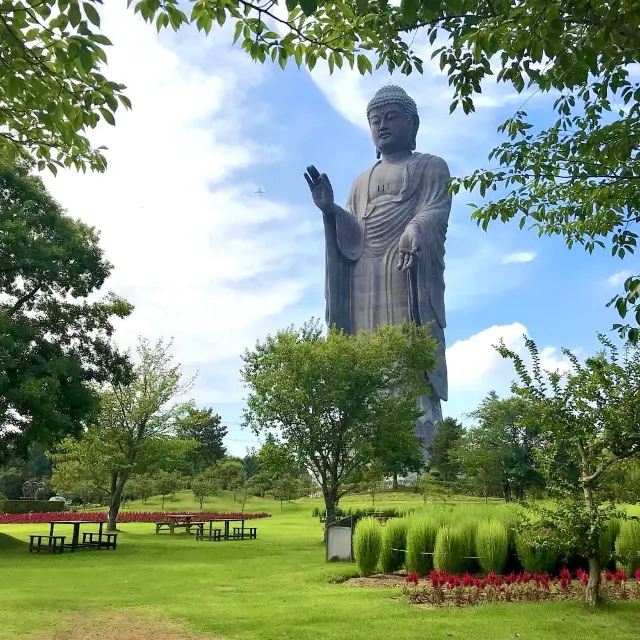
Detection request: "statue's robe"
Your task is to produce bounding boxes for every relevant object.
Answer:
[322,152,451,453]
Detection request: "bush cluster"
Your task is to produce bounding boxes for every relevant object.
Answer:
[350,511,640,578]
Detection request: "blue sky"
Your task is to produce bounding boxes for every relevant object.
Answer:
[43,3,637,456]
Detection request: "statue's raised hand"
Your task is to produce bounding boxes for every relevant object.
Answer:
[397,226,421,271]
[304,165,335,213]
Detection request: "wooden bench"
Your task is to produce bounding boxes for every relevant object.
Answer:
[29,535,66,554]
[232,527,257,539]
[82,532,119,550]
[155,521,203,535]
[196,527,223,542]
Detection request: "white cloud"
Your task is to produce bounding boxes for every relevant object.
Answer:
[445,323,575,421]
[42,6,316,409]
[605,270,633,288]
[502,251,536,264]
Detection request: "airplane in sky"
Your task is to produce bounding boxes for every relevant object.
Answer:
[254,188,265,197]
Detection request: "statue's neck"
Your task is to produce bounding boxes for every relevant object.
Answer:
[379,150,413,164]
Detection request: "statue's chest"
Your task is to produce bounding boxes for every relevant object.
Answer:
[368,163,405,202]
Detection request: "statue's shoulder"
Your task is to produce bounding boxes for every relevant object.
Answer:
[413,152,450,181]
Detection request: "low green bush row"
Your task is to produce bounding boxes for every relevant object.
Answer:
[312,506,414,519]
[351,515,640,577]
[0,500,62,514]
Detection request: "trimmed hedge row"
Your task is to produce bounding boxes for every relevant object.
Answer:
[0,500,62,514]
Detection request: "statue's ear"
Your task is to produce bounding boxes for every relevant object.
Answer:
[376,149,381,159]
[411,115,420,151]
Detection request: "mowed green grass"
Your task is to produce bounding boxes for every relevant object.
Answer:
[1,491,639,640]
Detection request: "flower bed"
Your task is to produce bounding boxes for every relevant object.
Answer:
[401,568,640,606]
[0,511,271,524]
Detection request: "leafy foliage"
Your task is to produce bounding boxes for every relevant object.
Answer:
[379,517,408,574]
[497,333,640,604]
[241,318,437,518]
[0,152,132,460]
[405,516,439,575]
[427,417,463,482]
[175,407,227,472]
[0,1,132,171]
[475,520,509,575]
[457,392,543,501]
[50,337,196,529]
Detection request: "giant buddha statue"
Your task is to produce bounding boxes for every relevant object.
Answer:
[304,84,452,456]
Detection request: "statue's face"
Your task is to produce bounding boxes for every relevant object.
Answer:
[368,103,413,155]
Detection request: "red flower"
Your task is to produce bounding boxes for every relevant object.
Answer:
[521,571,531,584]
[605,570,614,582]
[576,569,589,585]
[559,567,571,581]
[505,572,517,585]
[430,570,442,588]
[462,572,474,587]
[635,568,640,582]
[405,572,419,586]
[560,578,570,591]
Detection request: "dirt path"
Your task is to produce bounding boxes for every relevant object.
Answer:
[36,611,221,640]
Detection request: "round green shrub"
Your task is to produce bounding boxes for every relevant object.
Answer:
[476,520,509,574]
[433,524,466,575]
[405,517,439,575]
[615,519,640,575]
[379,518,408,574]
[515,532,557,574]
[353,517,382,577]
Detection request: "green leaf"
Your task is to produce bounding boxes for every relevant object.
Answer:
[100,108,115,126]
[83,2,101,27]
[400,0,420,20]
[233,20,243,44]
[285,0,299,11]
[79,48,94,73]
[69,2,82,27]
[356,54,372,75]
[300,0,317,17]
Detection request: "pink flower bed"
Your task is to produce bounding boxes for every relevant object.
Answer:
[0,511,271,524]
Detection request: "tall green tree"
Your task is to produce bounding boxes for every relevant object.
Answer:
[497,333,640,606]
[0,151,132,461]
[50,337,195,530]
[241,318,437,520]
[175,407,227,473]
[427,416,463,482]
[466,392,542,501]
[128,0,640,341]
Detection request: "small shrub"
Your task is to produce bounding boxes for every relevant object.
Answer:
[615,519,640,575]
[476,520,509,574]
[433,524,466,575]
[379,518,408,574]
[599,519,621,567]
[353,517,382,577]
[312,507,319,518]
[406,517,439,575]
[515,532,558,574]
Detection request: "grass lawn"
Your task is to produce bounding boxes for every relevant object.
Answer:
[1,491,639,639]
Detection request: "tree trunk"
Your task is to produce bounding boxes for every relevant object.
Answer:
[161,494,165,509]
[586,555,602,606]
[392,473,398,490]
[323,489,339,524]
[107,473,128,532]
[583,481,602,606]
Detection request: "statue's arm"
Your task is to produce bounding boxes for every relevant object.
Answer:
[406,155,452,231]
[322,193,364,262]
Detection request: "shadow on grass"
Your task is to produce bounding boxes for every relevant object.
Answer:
[0,532,29,552]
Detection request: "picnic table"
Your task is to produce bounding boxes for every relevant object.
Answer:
[30,520,118,553]
[196,517,257,542]
[155,514,203,535]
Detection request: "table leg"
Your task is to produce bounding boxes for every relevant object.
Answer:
[49,522,54,537]
[224,521,230,540]
[241,520,245,538]
[72,523,80,551]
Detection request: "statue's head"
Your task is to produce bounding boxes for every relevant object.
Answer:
[366,85,419,158]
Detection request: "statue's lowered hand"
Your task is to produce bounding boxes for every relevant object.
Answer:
[398,227,421,271]
[304,165,335,213]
